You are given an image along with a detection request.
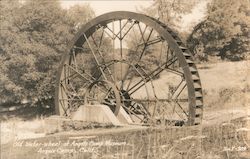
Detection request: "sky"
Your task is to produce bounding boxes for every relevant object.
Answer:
[60,0,208,32]
[61,0,153,15]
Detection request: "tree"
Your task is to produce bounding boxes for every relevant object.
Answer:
[187,0,250,61]
[0,0,95,105]
[66,4,95,33]
[140,0,199,31]
[0,0,25,103]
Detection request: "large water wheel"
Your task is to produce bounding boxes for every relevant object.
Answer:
[55,11,204,126]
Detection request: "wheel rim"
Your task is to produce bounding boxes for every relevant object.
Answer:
[55,11,204,126]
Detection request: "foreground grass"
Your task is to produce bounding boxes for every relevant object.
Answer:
[1,116,249,159]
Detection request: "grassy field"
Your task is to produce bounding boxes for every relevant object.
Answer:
[1,60,249,159]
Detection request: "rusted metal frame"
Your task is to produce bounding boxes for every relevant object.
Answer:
[130,60,178,96]
[119,20,123,84]
[102,27,115,40]
[98,28,104,48]
[102,85,115,102]
[112,20,117,84]
[141,37,162,47]
[169,79,188,117]
[116,19,130,39]
[60,65,89,83]
[78,51,87,72]
[152,101,169,119]
[121,26,152,89]
[122,105,135,122]
[138,28,154,60]
[171,85,189,118]
[170,52,178,70]
[61,79,83,112]
[103,19,130,40]
[170,78,185,99]
[169,49,176,68]
[165,68,184,76]
[85,82,110,103]
[159,41,164,65]
[126,76,134,91]
[128,67,163,95]
[59,99,68,116]
[152,99,160,118]
[59,83,75,116]
[166,46,171,62]
[165,47,180,75]
[137,28,154,46]
[91,84,108,103]
[137,22,147,44]
[90,59,126,89]
[125,56,178,97]
[122,105,145,122]
[59,85,68,114]
[64,63,107,94]
[68,82,82,100]
[128,57,178,95]
[84,80,121,115]
[157,101,184,121]
[149,79,158,99]
[73,46,89,52]
[120,69,130,90]
[105,26,120,40]
[90,35,115,82]
[83,33,108,81]
[117,19,129,39]
[72,49,78,70]
[132,64,154,111]
[59,65,70,115]
[98,59,131,90]
[121,22,136,39]
[131,64,147,80]
[134,23,148,54]
[69,48,95,85]
[134,102,151,117]
[60,69,77,83]
[64,64,93,83]
[127,102,150,120]
[75,52,97,81]
[131,64,151,116]
[120,22,149,88]
[60,81,75,100]
[174,83,187,100]
[128,64,151,114]
[175,101,188,117]
[120,58,132,89]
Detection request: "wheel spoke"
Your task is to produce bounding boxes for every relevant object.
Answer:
[138,28,154,60]
[127,57,178,95]
[175,101,188,117]
[138,36,162,47]
[83,33,108,80]
[137,22,147,44]
[104,19,131,40]
[90,35,115,82]
[64,64,94,83]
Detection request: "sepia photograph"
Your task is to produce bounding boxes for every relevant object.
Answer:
[0,0,249,158]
